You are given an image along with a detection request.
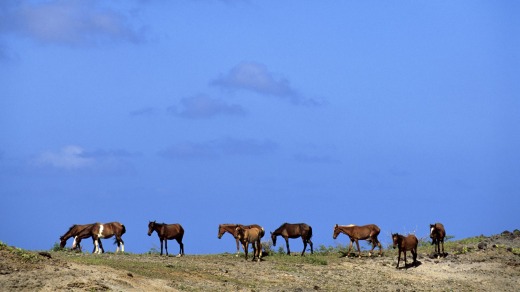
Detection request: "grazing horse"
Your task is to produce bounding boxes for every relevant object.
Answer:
[392,233,418,269]
[148,221,184,257]
[332,224,382,257]
[86,222,126,254]
[270,223,313,256]
[430,223,446,257]
[60,223,103,253]
[218,223,263,256]
[234,225,265,261]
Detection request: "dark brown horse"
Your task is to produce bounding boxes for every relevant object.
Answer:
[270,223,313,256]
[148,221,184,256]
[218,223,263,256]
[333,224,382,257]
[234,225,265,261]
[60,223,103,253]
[392,233,418,268]
[83,222,126,254]
[430,223,446,257]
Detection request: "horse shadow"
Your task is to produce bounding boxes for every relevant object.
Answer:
[397,260,422,270]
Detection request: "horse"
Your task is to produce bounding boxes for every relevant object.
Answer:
[59,223,103,253]
[83,222,126,254]
[270,223,313,256]
[147,221,184,257]
[391,233,418,269]
[234,225,265,261]
[218,223,263,256]
[332,224,382,257]
[430,223,446,257]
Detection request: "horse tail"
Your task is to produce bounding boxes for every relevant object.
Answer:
[259,227,265,239]
[121,224,126,235]
[308,226,313,239]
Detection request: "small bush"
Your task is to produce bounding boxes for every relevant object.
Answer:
[51,242,64,252]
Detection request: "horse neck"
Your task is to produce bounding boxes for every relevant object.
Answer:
[224,224,238,234]
[61,224,85,240]
[339,225,353,235]
[273,225,285,236]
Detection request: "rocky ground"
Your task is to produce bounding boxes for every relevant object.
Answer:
[1,230,519,291]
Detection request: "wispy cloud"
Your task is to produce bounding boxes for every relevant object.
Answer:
[159,137,278,160]
[293,153,341,164]
[0,0,147,46]
[168,94,245,119]
[211,61,324,106]
[34,145,137,170]
[130,107,160,117]
[35,145,94,169]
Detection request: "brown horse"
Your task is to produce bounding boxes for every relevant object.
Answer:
[430,223,446,257]
[392,233,418,269]
[332,224,382,257]
[234,225,265,261]
[218,223,263,256]
[60,223,103,253]
[270,223,313,256]
[148,221,184,256]
[84,222,126,254]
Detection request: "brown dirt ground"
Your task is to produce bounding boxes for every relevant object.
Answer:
[1,231,519,291]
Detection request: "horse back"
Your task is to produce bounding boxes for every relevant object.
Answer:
[164,224,184,239]
[404,234,418,250]
[435,223,446,238]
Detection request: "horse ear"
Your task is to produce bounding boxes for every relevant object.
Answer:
[335,224,338,228]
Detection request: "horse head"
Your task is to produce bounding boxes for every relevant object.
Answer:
[332,224,340,239]
[391,233,399,249]
[217,224,225,239]
[147,221,156,236]
[59,236,67,248]
[270,231,277,246]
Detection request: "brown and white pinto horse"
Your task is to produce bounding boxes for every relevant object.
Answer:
[60,223,103,253]
[234,225,265,261]
[392,233,418,269]
[332,224,382,257]
[82,222,126,254]
[218,224,263,256]
[148,221,184,256]
[270,223,313,256]
[430,223,446,257]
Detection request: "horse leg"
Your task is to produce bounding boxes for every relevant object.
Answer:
[347,240,354,257]
[377,238,383,256]
[412,247,418,265]
[301,238,307,256]
[309,239,313,254]
[244,242,249,260]
[165,239,169,256]
[160,239,164,256]
[441,239,445,256]
[355,240,362,258]
[396,249,401,268]
[285,237,290,255]
[94,237,101,254]
[99,239,105,253]
[235,238,240,257]
[176,238,184,256]
[403,250,408,267]
[256,239,261,261]
[119,238,124,253]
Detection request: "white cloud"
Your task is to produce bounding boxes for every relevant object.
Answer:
[36,145,94,169]
[0,0,146,46]
[211,61,325,106]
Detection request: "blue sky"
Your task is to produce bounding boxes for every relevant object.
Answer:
[1,0,519,254]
